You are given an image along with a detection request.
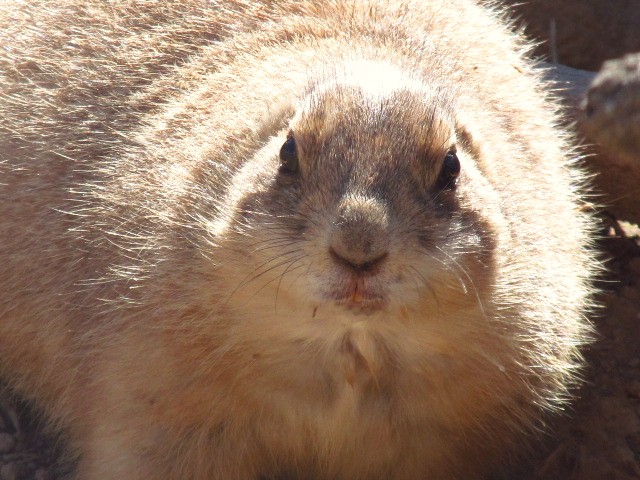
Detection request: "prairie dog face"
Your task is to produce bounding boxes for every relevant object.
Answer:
[216,62,499,333]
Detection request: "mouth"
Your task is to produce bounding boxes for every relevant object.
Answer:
[330,279,387,313]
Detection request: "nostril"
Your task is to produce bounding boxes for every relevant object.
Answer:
[358,251,388,272]
[329,247,388,273]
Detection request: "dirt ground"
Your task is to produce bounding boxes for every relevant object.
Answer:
[512,218,640,480]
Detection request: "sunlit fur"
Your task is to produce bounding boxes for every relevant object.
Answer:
[0,1,597,479]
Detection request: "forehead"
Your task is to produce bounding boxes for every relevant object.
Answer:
[310,60,433,103]
[291,61,456,168]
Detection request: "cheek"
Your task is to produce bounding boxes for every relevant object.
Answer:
[387,189,499,304]
[444,208,500,303]
[454,158,509,247]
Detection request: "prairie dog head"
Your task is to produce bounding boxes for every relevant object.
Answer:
[213,61,500,335]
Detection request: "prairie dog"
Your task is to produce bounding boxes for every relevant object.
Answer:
[0,1,596,479]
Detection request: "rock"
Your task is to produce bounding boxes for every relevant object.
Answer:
[580,53,640,224]
[539,63,595,114]
[582,53,640,165]
[539,58,640,224]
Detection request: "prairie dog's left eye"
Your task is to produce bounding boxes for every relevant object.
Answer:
[279,134,299,175]
[435,151,460,190]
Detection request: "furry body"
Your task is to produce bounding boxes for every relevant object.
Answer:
[0,1,596,479]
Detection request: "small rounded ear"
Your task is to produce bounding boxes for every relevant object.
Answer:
[435,151,460,190]
[279,132,299,175]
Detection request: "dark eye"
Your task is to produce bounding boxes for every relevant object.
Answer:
[279,134,299,175]
[435,151,460,190]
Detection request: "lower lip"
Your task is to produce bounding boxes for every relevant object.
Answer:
[326,277,387,311]
[335,296,386,312]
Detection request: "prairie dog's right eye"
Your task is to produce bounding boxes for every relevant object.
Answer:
[279,134,299,175]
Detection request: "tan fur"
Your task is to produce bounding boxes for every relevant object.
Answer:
[0,1,597,479]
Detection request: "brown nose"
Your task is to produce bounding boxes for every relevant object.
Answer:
[329,195,390,272]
